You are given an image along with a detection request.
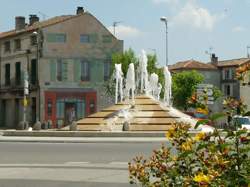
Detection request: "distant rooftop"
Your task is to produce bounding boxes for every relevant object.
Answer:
[216,58,250,67]
[169,59,217,71]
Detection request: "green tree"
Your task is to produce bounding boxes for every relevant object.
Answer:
[111,48,138,76]
[172,70,204,110]
[106,49,164,97]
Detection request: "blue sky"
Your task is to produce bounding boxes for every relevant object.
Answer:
[1,0,250,66]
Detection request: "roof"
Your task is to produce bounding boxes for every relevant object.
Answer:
[216,58,250,67]
[169,59,217,71]
[0,14,81,39]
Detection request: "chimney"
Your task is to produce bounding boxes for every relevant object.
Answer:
[15,16,26,30]
[211,53,218,65]
[29,15,39,25]
[76,7,84,15]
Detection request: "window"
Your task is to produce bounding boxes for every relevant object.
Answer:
[89,99,95,114]
[4,41,11,53]
[56,99,65,118]
[14,39,21,51]
[223,69,233,80]
[30,35,37,46]
[102,35,112,43]
[5,64,10,86]
[224,84,233,97]
[57,59,63,81]
[47,99,52,117]
[80,34,90,43]
[47,33,66,43]
[81,60,90,81]
[104,61,111,81]
[15,62,21,86]
[31,59,37,85]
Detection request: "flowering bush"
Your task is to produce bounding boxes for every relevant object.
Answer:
[129,122,250,186]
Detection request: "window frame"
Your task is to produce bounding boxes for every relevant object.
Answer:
[80,60,90,81]
[4,41,11,53]
[57,59,63,81]
[80,34,90,43]
[5,63,11,86]
[14,38,21,51]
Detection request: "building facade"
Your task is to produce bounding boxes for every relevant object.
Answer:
[0,7,123,128]
[169,54,250,112]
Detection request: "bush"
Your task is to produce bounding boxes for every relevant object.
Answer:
[129,122,250,186]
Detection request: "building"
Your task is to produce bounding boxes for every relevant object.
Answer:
[0,7,123,128]
[169,54,250,111]
[169,58,221,112]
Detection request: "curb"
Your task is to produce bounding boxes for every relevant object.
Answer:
[0,137,168,143]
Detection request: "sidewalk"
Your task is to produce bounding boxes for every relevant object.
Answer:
[0,135,168,143]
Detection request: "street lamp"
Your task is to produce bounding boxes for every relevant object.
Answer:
[160,16,168,66]
[32,31,41,124]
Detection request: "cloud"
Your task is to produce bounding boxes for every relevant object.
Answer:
[171,1,225,31]
[108,25,142,38]
[232,26,246,33]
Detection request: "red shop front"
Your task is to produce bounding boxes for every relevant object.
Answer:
[44,88,96,128]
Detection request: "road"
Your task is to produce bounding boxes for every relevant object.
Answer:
[0,142,164,187]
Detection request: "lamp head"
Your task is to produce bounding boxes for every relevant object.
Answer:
[160,16,167,22]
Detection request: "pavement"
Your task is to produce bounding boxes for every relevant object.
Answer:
[0,135,167,143]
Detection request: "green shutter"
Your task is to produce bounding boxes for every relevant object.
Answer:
[89,33,98,43]
[74,59,81,82]
[62,60,68,81]
[50,59,56,81]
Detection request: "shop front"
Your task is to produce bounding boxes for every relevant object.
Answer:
[44,89,96,128]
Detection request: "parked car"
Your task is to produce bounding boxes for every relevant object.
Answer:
[232,116,250,130]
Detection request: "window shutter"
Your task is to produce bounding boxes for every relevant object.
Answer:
[62,60,68,81]
[74,59,81,82]
[50,59,56,81]
[230,84,233,97]
[222,69,225,80]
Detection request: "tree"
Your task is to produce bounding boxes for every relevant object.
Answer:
[172,70,204,110]
[106,48,164,97]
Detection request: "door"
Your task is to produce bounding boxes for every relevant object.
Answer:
[64,102,76,126]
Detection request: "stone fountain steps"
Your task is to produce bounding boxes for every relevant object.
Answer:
[76,96,181,131]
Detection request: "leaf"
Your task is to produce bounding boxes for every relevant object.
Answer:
[195,119,210,129]
[209,112,225,122]
[243,111,250,116]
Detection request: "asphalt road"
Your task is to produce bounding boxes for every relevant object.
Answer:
[0,142,164,187]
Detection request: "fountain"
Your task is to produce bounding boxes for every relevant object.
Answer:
[77,49,213,132]
[125,63,135,103]
[139,50,149,94]
[114,64,123,104]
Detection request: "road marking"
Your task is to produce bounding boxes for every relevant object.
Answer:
[64,161,89,165]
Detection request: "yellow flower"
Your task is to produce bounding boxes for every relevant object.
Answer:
[181,140,193,151]
[194,132,206,141]
[165,128,175,139]
[193,172,211,183]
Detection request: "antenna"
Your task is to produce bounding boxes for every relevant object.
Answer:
[205,46,213,59]
[38,11,48,20]
[113,21,122,37]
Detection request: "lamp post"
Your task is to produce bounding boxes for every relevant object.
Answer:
[32,31,41,124]
[160,17,168,66]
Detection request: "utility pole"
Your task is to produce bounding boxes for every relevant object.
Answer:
[247,46,250,58]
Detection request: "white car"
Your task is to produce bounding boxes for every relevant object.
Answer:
[233,116,250,130]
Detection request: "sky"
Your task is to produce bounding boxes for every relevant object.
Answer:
[0,0,250,66]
